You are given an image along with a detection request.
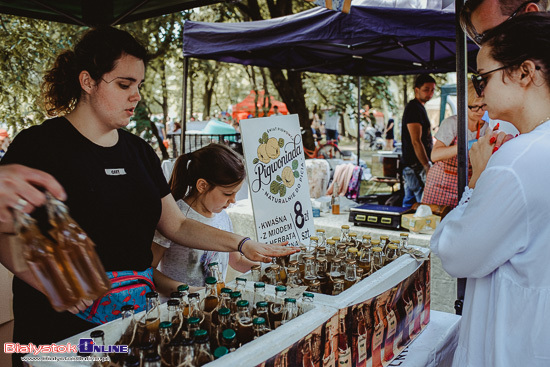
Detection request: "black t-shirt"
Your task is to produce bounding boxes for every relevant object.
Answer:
[1,117,170,348]
[401,99,433,167]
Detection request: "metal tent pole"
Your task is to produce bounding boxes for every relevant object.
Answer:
[357,76,361,167]
[181,56,189,156]
[455,0,468,316]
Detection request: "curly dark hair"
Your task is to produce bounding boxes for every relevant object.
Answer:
[42,26,149,116]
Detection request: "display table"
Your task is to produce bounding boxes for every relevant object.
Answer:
[227,199,457,313]
[390,310,460,367]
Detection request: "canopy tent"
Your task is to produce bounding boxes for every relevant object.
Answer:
[231,90,288,121]
[182,5,479,76]
[0,0,225,26]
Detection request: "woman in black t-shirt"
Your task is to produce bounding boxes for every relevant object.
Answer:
[0,27,297,366]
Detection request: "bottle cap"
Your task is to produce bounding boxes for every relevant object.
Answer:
[331,236,341,241]
[275,285,287,292]
[362,234,371,239]
[188,292,200,299]
[218,307,231,316]
[123,355,140,367]
[284,298,297,303]
[326,239,336,245]
[310,236,319,241]
[236,277,247,282]
[188,317,200,325]
[167,299,180,307]
[254,282,265,288]
[372,246,383,252]
[205,276,217,284]
[143,353,161,362]
[222,328,236,340]
[388,243,398,250]
[316,228,326,233]
[121,305,134,312]
[181,338,193,346]
[230,291,242,299]
[221,287,233,294]
[170,291,182,299]
[253,317,266,325]
[256,301,268,308]
[303,292,314,298]
[236,300,249,308]
[214,346,229,359]
[90,330,104,339]
[371,240,381,245]
[145,291,158,299]
[349,232,357,237]
[177,284,189,292]
[159,321,172,329]
[400,233,409,237]
[193,329,208,338]
[347,247,358,253]
[341,225,350,229]
[208,262,219,267]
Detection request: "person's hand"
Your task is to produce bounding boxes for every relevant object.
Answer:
[0,164,66,225]
[241,240,300,263]
[468,131,514,188]
[67,299,94,314]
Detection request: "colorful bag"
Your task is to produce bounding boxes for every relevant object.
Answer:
[75,267,155,325]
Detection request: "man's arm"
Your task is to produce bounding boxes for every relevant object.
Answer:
[407,123,430,171]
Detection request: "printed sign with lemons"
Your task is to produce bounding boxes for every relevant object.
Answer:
[240,115,314,246]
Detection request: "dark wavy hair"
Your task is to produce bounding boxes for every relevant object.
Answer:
[42,26,149,116]
[169,143,246,201]
[481,12,550,88]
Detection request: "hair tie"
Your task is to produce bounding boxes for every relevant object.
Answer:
[186,158,191,169]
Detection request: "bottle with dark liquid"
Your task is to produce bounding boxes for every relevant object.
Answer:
[371,246,384,273]
[214,307,232,349]
[281,298,298,325]
[187,317,201,341]
[316,257,329,294]
[269,285,286,329]
[229,291,242,327]
[337,313,351,367]
[176,284,190,323]
[385,243,400,265]
[208,262,225,295]
[187,292,204,325]
[235,300,254,346]
[343,259,357,290]
[193,329,214,366]
[254,301,271,328]
[357,244,372,278]
[253,317,269,339]
[111,305,136,365]
[158,321,172,366]
[203,276,219,313]
[142,352,161,367]
[90,330,109,367]
[325,239,336,264]
[331,182,341,215]
[332,279,344,295]
[303,255,317,286]
[142,292,161,348]
[221,329,238,352]
[172,338,194,367]
[252,282,266,309]
[214,346,229,359]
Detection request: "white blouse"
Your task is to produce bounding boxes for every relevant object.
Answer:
[431,121,550,367]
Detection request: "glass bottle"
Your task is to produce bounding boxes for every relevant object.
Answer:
[357,244,372,277]
[380,235,390,251]
[253,317,269,339]
[203,276,219,313]
[269,285,286,329]
[300,292,314,315]
[90,330,109,367]
[123,355,140,367]
[187,317,201,341]
[337,313,351,367]
[361,235,372,250]
[349,232,358,247]
[385,243,400,265]
[347,246,359,261]
[340,225,350,243]
[329,257,343,280]
[332,279,345,295]
[325,239,336,264]
[215,307,232,347]
[208,262,225,294]
[212,287,232,327]
[252,282,266,309]
[193,329,214,366]
[229,291,242,326]
[371,246,384,272]
[316,246,327,261]
[316,228,327,248]
[336,243,347,259]
[356,268,364,283]
[332,182,341,215]
[316,257,329,294]
[117,304,137,349]
[343,259,357,290]
[236,300,254,346]
[142,352,161,367]
[158,321,172,366]
[177,284,190,319]
[308,279,322,293]
[187,292,204,324]
[303,255,317,286]
[399,233,409,253]
[142,292,161,347]
[234,277,247,293]
[221,329,238,352]
[172,338,194,367]
[286,267,301,287]
[214,346,229,359]
[268,264,282,285]
[308,236,319,255]
[250,265,262,282]
[255,301,271,329]
[281,298,298,325]
[167,300,182,340]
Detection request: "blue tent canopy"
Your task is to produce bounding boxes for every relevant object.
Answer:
[183,5,479,76]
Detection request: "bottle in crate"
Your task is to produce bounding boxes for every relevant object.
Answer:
[89,330,109,367]
[229,291,242,326]
[158,321,172,366]
[213,307,232,349]
[343,259,357,290]
[315,228,327,248]
[325,239,336,264]
[176,284,190,320]
[332,279,344,295]
[253,317,270,339]
[203,277,219,313]
[236,300,254,346]
[399,233,409,253]
[234,276,247,293]
[254,301,271,330]
[171,338,194,367]
[357,244,372,277]
[308,279,322,293]
[348,232,359,247]
[221,328,238,352]
[340,224,350,243]
[385,243,400,265]
[187,317,201,341]
[300,292,314,315]
[252,282,266,308]
[371,245,384,273]
[281,298,298,325]
[269,285,286,329]
[141,292,161,347]
[361,235,372,250]
[187,293,204,325]
[208,262,225,294]
[212,287,232,327]
[193,329,214,366]
[250,265,262,282]
[286,267,301,287]
[316,257,329,294]
[214,346,229,359]
[303,255,317,286]
[167,300,182,341]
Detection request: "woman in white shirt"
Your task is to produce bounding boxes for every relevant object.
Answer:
[432,13,550,367]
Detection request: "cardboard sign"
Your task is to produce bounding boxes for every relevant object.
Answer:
[240,115,315,246]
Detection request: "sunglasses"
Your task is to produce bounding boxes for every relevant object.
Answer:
[471,65,509,97]
[470,0,539,44]
[468,104,487,112]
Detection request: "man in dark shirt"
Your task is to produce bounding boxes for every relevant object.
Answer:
[401,74,436,207]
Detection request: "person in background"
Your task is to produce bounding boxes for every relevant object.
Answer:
[0,26,296,367]
[152,143,258,290]
[273,105,282,116]
[324,107,340,143]
[400,74,436,207]
[384,118,395,150]
[432,13,550,366]
[422,79,490,208]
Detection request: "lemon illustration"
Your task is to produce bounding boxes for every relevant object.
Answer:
[266,137,280,159]
[257,144,270,164]
[281,166,295,188]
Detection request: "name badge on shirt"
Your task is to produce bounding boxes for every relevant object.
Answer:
[105,168,127,176]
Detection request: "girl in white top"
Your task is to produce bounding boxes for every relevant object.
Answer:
[432,13,550,367]
[152,143,258,287]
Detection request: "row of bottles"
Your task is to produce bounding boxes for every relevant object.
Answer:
[94,271,313,366]
[254,227,410,295]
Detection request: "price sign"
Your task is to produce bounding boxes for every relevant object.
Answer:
[240,114,315,246]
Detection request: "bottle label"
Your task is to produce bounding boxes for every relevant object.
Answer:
[417,290,424,309]
[357,334,367,363]
[405,300,413,323]
[338,347,351,366]
[372,321,384,350]
[386,310,397,338]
